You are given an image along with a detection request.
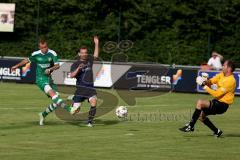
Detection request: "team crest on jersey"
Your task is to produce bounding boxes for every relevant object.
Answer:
[39,64,50,68]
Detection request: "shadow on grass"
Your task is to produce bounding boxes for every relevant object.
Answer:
[0,122,36,130]
[223,133,240,138]
[182,133,227,139]
[205,133,240,138]
[0,119,121,131]
[67,119,120,127]
[0,120,69,131]
[127,129,140,132]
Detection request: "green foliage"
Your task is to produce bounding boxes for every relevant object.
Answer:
[0,0,240,65]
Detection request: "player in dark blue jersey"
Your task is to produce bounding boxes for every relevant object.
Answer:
[70,36,99,127]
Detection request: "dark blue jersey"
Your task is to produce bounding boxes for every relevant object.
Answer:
[71,55,94,88]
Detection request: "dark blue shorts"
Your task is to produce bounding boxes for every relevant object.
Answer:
[73,94,97,103]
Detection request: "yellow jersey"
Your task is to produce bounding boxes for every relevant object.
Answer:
[204,72,236,105]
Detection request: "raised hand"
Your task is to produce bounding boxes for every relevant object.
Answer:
[93,36,99,44]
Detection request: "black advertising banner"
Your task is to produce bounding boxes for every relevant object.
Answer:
[0,59,36,83]
[170,68,198,93]
[113,64,198,93]
[113,65,172,91]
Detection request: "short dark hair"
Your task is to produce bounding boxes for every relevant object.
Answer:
[80,46,88,50]
[39,39,47,44]
[226,60,235,72]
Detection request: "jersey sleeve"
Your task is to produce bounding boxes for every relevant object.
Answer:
[209,72,222,84]
[70,62,78,72]
[88,55,94,66]
[50,50,59,64]
[52,55,59,64]
[28,53,37,63]
[204,77,236,98]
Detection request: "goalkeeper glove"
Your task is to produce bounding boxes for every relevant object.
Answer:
[201,72,209,81]
[196,76,206,86]
[196,76,204,86]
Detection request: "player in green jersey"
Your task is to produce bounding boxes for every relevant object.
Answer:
[11,39,75,125]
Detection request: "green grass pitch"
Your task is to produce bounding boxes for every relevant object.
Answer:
[0,82,240,160]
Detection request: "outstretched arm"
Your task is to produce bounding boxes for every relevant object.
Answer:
[216,52,223,61]
[93,36,99,59]
[45,64,60,75]
[11,58,29,71]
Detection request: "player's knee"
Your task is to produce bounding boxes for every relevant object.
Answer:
[73,102,81,108]
[196,100,203,109]
[89,96,97,106]
[90,100,97,106]
[44,85,52,94]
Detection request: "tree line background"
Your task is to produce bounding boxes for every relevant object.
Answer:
[0,0,240,66]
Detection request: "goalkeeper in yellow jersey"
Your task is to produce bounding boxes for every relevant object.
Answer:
[179,60,236,137]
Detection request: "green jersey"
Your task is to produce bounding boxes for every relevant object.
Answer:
[28,49,59,83]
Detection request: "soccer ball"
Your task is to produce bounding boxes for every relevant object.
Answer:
[115,106,128,118]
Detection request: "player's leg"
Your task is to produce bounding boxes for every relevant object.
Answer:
[198,112,222,137]
[70,95,83,115]
[189,99,210,128]
[38,83,58,125]
[39,103,57,125]
[43,84,71,111]
[39,84,71,125]
[41,103,58,117]
[199,99,228,137]
[87,95,97,127]
[179,99,210,132]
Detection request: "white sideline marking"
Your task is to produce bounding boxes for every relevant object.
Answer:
[124,133,134,136]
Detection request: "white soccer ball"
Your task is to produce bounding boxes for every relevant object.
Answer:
[115,106,128,118]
